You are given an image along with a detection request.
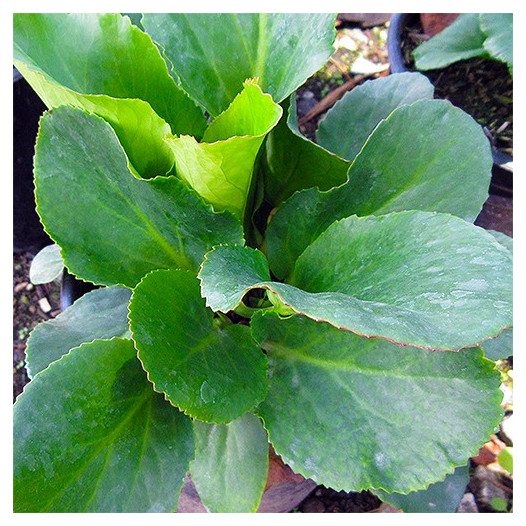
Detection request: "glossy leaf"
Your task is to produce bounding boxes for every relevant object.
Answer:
[142,13,336,116]
[413,13,488,70]
[34,106,243,288]
[267,99,493,279]
[374,465,470,513]
[252,312,503,493]
[190,413,269,512]
[129,269,268,423]
[25,286,132,378]
[481,14,513,72]
[165,81,282,220]
[14,338,194,512]
[482,329,513,361]
[29,244,63,284]
[481,230,513,360]
[489,229,513,253]
[13,13,206,176]
[260,96,349,207]
[316,72,435,161]
[200,212,513,350]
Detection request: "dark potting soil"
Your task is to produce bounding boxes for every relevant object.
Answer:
[13,252,61,402]
[399,18,513,156]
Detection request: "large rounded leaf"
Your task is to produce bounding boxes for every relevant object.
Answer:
[316,72,435,161]
[267,99,493,279]
[13,13,206,176]
[25,286,132,378]
[14,338,194,512]
[251,313,503,493]
[34,106,243,288]
[129,269,268,423]
[190,413,269,512]
[199,212,513,350]
[142,13,336,116]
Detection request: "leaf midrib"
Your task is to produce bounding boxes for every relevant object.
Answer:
[262,340,476,381]
[39,386,152,512]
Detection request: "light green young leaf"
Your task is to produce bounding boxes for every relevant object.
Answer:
[142,13,336,116]
[14,338,194,512]
[13,13,207,176]
[129,269,268,424]
[260,96,349,208]
[29,244,64,284]
[374,465,470,513]
[165,81,282,220]
[251,313,503,493]
[25,286,132,378]
[498,447,513,475]
[413,13,489,70]
[316,72,435,161]
[190,413,269,512]
[34,106,243,288]
[200,212,513,350]
[267,99,492,279]
[480,14,513,73]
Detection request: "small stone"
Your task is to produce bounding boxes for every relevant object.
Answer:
[38,297,52,313]
[457,492,479,513]
[14,282,28,293]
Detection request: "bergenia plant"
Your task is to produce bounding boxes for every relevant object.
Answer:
[13,13,512,513]
[412,13,513,75]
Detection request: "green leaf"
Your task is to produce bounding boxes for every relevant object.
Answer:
[374,465,470,513]
[29,243,64,284]
[190,413,269,512]
[14,338,194,512]
[480,13,513,73]
[316,72,435,161]
[498,446,513,474]
[34,106,243,288]
[165,80,282,220]
[199,245,272,314]
[129,269,268,423]
[13,13,206,176]
[482,230,512,360]
[200,211,513,350]
[251,312,503,493]
[489,230,513,253]
[25,286,132,378]
[267,99,493,279]
[413,13,489,70]
[260,96,349,207]
[142,13,337,116]
[482,329,513,361]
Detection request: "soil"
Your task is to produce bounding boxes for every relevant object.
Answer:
[13,252,61,402]
[399,15,513,156]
